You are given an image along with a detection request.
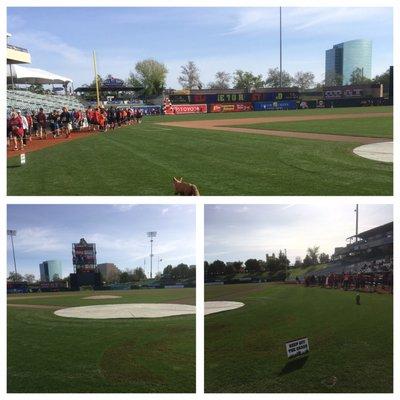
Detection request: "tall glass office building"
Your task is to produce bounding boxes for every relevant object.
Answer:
[325,39,372,85]
[39,260,62,282]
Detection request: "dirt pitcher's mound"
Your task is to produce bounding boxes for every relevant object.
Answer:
[205,301,244,315]
[83,295,122,300]
[353,141,393,163]
[54,303,196,319]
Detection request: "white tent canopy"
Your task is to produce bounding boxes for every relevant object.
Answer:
[7,64,72,85]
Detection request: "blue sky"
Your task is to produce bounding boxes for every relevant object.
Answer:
[7,7,393,88]
[205,204,393,264]
[7,205,196,279]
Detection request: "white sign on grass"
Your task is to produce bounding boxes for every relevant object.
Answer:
[285,337,309,358]
[20,153,26,165]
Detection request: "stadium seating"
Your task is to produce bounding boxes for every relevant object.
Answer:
[310,257,393,277]
[7,90,87,114]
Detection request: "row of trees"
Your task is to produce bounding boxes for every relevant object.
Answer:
[326,67,391,88]
[79,58,391,99]
[293,246,330,269]
[205,246,332,278]
[7,263,195,284]
[128,60,318,95]
[205,249,290,278]
[158,263,196,281]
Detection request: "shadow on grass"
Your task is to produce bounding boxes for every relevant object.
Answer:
[279,355,308,376]
[7,165,21,169]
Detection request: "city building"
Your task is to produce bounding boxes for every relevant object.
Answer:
[39,260,62,282]
[325,39,372,85]
[97,263,120,282]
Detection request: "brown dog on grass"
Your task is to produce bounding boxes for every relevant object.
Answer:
[172,177,200,196]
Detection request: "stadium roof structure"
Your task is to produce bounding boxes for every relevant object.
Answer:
[74,85,143,92]
[7,65,72,85]
[347,221,393,241]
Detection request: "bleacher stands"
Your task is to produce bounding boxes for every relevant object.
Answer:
[7,90,87,114]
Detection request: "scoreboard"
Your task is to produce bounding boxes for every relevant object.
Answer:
[72,238,97,271]
[169,91,299,105]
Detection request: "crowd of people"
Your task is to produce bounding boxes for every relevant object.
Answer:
[302,260,393,294]
[7,105,144,151]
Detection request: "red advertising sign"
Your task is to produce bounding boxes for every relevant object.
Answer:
[171,104,207,114]
[210,102,253,113]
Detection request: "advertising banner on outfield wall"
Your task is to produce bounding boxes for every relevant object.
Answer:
[251,91,300,102]
[253,100,297,111]
[210,102,253,113]
[170,104,208,114]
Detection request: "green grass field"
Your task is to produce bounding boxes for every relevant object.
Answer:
[205,283,392,393]
[7,106,393,195]
[229,116,393,138]
[7,289,195,393]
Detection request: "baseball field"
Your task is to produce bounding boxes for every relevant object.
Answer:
[7,106,392,196]
[205,283,393,393]
[7,288,195,393]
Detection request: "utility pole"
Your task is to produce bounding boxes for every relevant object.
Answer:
[355,205,359,243]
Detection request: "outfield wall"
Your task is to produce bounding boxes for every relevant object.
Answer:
[164,84,387,115]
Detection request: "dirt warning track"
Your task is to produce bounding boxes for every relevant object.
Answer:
[158,112,392,144]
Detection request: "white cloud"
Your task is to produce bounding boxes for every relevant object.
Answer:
[7,227,64,254]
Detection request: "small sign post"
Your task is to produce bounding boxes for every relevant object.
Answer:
[285,337,310,358]
[20,153,26,165]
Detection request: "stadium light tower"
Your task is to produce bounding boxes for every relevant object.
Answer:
[7,230,18,280]
[147,231,157,278]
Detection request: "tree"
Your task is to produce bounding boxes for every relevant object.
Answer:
[231,261,244,273]
[319,253,330,264]
[325,73,343,86]
[23,274,36,283]
[372,68,391,92]
[245,259,261,274]
[306,246,320,265]
[207,71,231,89]
[163,264,173,275]
[208,260,226,276]
[350,67,371,85]
[178,61,202,89]
[188,265,196,279]
[28,83,45,94]
[119,271,131,283]
[132,267,147,282]
[204,261,210,277]
[265,68,293,87]
[8,272,23,282]
[302,254,313,268]
[128,59,168,97]
[172,263,190,280]
[154,272,162,280]
[293,71,315,90]
[232,70,264,90]
[294,257,303,268]
[89,74,103,89]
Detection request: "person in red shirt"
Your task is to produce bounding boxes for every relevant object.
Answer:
[37,108,47,139]
[9,111,24,150]
[93,108,101,131]
[86,107,95,131]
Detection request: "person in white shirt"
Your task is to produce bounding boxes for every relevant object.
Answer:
[17,110,28,146]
